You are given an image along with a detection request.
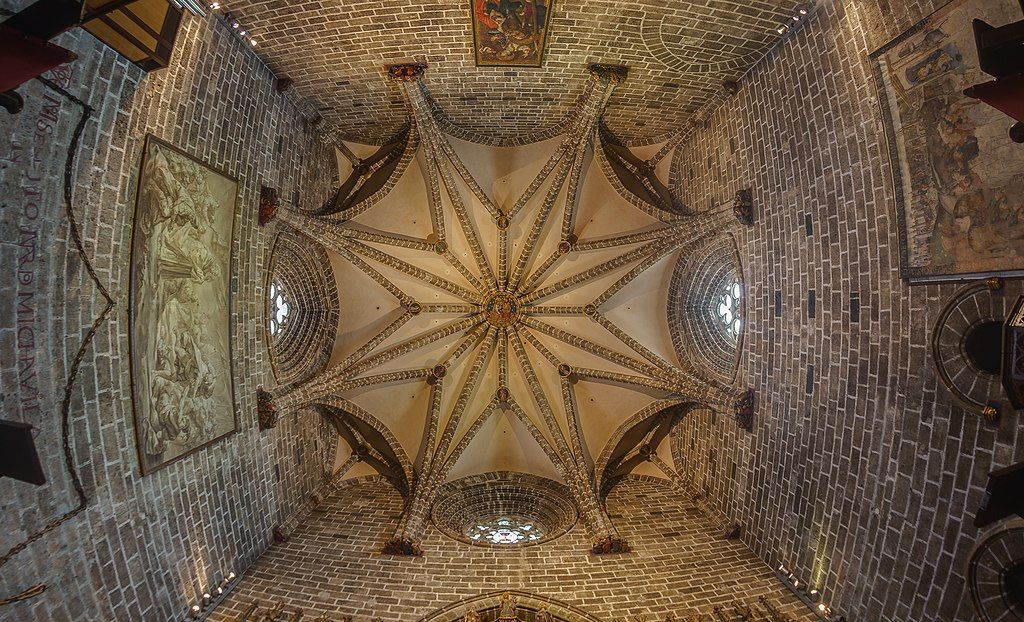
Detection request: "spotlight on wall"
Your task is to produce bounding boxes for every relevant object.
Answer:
[188,570,240,619]
[774,562,842,621]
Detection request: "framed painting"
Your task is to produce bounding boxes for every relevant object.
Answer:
[128,135,239,474]
[471,0,553,67]
[870,0,1024,283]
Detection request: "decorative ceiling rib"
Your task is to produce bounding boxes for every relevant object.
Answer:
[263,64,752,554]
[229,0,807,143]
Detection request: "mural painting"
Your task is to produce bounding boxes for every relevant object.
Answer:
[471,0,553,67]
[129,136,238,473]
[871,0,1024,282]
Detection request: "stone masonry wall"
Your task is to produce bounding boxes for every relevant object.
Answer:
[669,1,1024,621]
[208,476,815,622]
[0,7,335,621]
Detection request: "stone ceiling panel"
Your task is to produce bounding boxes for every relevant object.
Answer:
[230,0,806,143]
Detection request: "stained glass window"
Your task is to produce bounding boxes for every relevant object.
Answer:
[465,517,543,545]
[716,279,742,339]
[268,281,291,336]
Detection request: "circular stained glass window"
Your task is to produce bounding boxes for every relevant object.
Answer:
[465,517,543,545]
[716,279,742,339]
[268,281,291,336]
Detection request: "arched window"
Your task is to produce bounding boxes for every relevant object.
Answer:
[715,278,742,339]
[268,281,291,336]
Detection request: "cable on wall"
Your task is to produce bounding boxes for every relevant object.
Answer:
[0,77,111,608]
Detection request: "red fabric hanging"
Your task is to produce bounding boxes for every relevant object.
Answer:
[964,73,1024,124]
[0,24,75,93]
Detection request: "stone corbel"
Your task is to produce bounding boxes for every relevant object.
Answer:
[257,387,278,430]
[387,62,427,82]
[733,188,754,225]
[734,389,756,432]
[259,185,279,227]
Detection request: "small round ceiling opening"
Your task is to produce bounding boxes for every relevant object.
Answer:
[432,472,577,548]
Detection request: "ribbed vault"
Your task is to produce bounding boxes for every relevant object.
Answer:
[264,64,751,552]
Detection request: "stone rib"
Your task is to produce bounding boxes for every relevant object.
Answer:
[593,313,681,379]
[421,303,479,314]
[591,242,681,308]
[521,239,665,305]
[521,316,663,379]
[507,329,573,462]
[574,225,679,251]
[345,316,483,380]
[523,305,585,316]
[340,226,434,252]
[345,239,481,303]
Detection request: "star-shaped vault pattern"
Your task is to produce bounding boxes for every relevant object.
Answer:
[267,64,749,552]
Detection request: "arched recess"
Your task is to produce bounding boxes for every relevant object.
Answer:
[312,125,418,221]
[314,398,413,498]
[421,590,606,622]
[266,231,339,386]
[667,232,746,384]
[430,472,578,548]
[594,121,691,221]
[593,399,690,498]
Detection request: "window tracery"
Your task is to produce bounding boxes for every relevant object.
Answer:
[715,278,742,339]
[465,517,543,545]
[268,281,291,336]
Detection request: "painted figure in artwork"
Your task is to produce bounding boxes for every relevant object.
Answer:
[497,592,517,619]
[874,0,1024,280]
[131,138,237,472]
[472,0,552,66]
[537,603,555,622]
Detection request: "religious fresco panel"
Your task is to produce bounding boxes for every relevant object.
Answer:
[471,0,553,67]
[871,0,1024,282]
[128,136,238,473]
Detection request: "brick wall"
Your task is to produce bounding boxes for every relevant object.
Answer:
[208,476,815,621]
[224,0,810,145]
[669,1,1024,620]
[0,8,336,621]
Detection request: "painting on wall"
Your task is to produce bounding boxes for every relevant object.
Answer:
[870,0,1024,282]
[129,135,238,474]
[471,0,553,67]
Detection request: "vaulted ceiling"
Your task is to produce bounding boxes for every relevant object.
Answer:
[230,0,806,143]
[266,65,747,543]
[255,0,781,540]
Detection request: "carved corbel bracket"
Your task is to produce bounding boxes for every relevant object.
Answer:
[734,388,756,432]
[257,387,278,430]
[588,63,629,84]
[733,188,754,226]
[387,62,427,82]
[382,536,423,556]
[259,185,279,227]
[591,534,630,555]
